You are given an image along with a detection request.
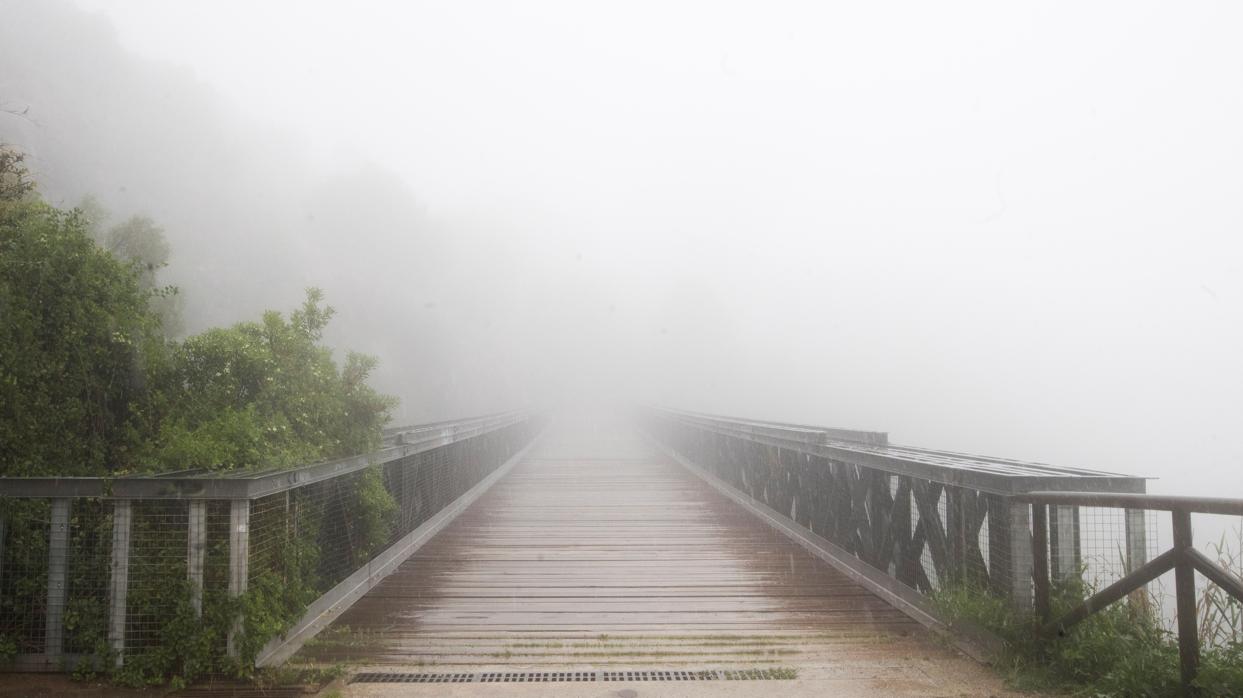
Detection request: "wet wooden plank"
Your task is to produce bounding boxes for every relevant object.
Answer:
[296,425,919,666]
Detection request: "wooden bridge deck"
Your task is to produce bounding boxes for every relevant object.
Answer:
[296,420,1013,693]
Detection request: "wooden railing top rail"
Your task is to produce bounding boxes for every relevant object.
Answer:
[381,409,526,438]
[1019,491,1243,516]
[652,406,890,446]
[0,410,533,501]
[649,407,1145,494]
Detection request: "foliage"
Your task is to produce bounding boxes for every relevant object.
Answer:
[137,288,396,473]
[255,662,349,691]
[0,146,35,202]
[104,215,170,275]
[1,150,394,478]
[0,199,163,476]
[1197,641,1243,696]
[932,572,1243,697]
[108,583,237,688]
[0,634,16,664]
[0,158,401,688]
[103,215,183,337]
[1200,527,1243,647]
[347,466,399,566]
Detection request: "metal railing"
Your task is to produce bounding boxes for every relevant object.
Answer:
[1022,491,1243,693]
[638,408,1150,647]
[0,410,544,672]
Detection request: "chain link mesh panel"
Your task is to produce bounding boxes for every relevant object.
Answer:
[0,499,51,658]
[0,415,540,673]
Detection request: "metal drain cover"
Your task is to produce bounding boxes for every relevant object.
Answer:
[351,668,797,684]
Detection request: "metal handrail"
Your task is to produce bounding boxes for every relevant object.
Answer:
[649,407,1144,494]
[1019,491,1243,516]
[0,409,530,500]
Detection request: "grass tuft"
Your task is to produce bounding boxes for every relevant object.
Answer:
[932,571,1243,697]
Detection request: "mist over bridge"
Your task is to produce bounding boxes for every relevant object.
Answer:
[1,408,1240,695]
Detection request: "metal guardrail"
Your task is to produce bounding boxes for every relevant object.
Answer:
[639,407,1156,661]
[641,407,1147,612]
[0,411,528,501]
[1021,491,1243,693]
[0,410,543,673]
[644,408,1243,693]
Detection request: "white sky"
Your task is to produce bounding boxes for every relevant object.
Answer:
[66,1,1243,500]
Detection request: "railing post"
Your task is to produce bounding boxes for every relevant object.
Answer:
[1004,498,1034,611]
[946,487,964,585]
[108,500,132,667]
[1124,508,1149,572]
[45,498,70,663]
[1031,502,1050,622]
[227,499,250,659]
[187,500,206,617]
[987,495,1014,599]
[1124,507,1152,613]
[1049,504,1081,581]
[1172,509,1199,694]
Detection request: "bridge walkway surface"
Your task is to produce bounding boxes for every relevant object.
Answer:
[298,417,1023,696]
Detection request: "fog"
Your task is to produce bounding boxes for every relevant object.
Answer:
[3,0,1242,500]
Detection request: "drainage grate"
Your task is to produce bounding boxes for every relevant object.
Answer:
[482,671,597,683]
[351,668,796,684]
[602,670,714,681]
[352,672,476,683]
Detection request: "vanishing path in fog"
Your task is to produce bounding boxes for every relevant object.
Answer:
[298,418,1017,696]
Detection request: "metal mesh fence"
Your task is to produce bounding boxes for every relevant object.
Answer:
[0,414,540,674]
[126,501,190,657]
[641,413,1196,621]
[644,409,1243,672]
[63,500,111,659]
[648,418,1026,604]
[1192,512,1243,648]
[0,499,51,658]
[244,420,536,611]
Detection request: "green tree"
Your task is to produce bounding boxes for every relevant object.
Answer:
[105,215,169,278]
[75,194,111,241]
[2,149,395,476]
[103,214,184,337]
[0,200,163,476]
[0,146,35,202]
[140,288,396,472]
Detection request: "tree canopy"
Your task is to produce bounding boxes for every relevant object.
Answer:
[0,146,395,477]
[0,199,162,475]
[141,289,396,471]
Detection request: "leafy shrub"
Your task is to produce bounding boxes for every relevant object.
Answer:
[1,156,400,687]
[932,574,1242,697]
[138,288,396,473]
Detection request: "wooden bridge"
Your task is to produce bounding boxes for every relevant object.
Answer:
[1,409,1240,695]
[290,417,1009,694]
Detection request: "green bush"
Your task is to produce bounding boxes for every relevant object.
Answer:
[0,149,400,686]
[138,288,396,473]
[0,200,163,476]
[932,577,1242,697]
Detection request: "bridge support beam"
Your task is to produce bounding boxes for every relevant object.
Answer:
[226,499,250,658]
